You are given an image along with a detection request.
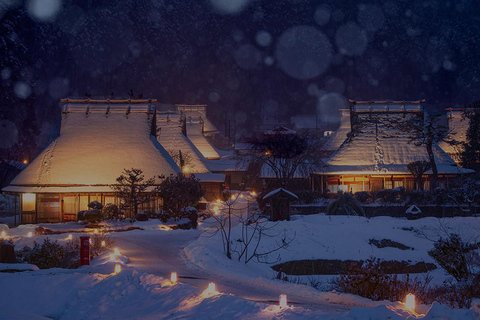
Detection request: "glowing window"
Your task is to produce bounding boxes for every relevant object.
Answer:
[22,193,36,212]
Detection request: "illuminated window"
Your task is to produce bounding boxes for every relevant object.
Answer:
[63,196,77,214]
[22,193,36,212]
[384,180,393,189]
[394,181,404,189]
[79,196,89,211]
[104,196,116,205]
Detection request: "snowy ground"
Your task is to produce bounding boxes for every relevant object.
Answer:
[1,204,480,319]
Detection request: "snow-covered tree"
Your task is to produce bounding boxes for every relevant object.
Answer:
[401,114,453,190]
[158,172,204,220]
[110,168,162,218]
[460,105,480,173]
[243,129,321,189]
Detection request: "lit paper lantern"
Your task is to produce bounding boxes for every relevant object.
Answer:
[170,272,178,284]
[208,282,215,292]
[279,294,287,309]
[405,293,415,310]
[114,263,121,274]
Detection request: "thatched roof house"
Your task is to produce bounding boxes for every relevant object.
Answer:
[3,99,179,223]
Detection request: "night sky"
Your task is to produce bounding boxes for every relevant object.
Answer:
[1,0,480,153]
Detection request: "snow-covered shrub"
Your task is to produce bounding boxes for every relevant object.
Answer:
[89,233,114,258]
[158,210,169,223]
[353,191,372,203]
[327,192,365,216]
[183,206,198,229]
[425,275,480,309]
[135,212,148,221]
[103,203,121,220]
[88,200,103,210]
[80,209,103,222]
[428,234,480,282]
[158,172,204,220]
[333,257,430,302]
[0,239,16,263]
[293,190,323,204]
[17,238,65,269]
[375,189,396,203]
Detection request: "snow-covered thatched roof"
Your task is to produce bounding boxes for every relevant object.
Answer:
[171,105,220,160]
[175,104,218,133]
[156,112,209,173]
[185,121,220,160]
[439,108,469,155]
[321,101,473,175]
[322,109,350,152]
[3,100,179,193]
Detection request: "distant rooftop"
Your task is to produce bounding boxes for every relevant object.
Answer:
[349,100,424,113]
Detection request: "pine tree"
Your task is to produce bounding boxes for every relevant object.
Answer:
[460,107,480,173]
[110,168,161,218]
[158,173,204,220]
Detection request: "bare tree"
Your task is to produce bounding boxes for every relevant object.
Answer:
[210,190,294,263]
[242,130,322,189]
[168,149,194,172]
[407,160,431,191]
[401,114,453,190]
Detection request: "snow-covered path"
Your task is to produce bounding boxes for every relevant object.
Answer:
[113,229,349,314]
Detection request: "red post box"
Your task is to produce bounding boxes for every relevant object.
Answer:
[80,236,90,266]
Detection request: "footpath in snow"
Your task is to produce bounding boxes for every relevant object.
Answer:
[0,214,480,319]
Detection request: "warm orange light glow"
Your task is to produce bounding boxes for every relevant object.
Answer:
[101,240,106,247]
[251,191,256,196]
[216,199,221,203]
[170,272,178,284]
[230,195,235,200]
[27,232,33,237]
[114,263,121,274]
[213,206,219,215]
[183,167,190,173]
[113,248,120,255]
[22,193,36,212]
[67,234,73,240]
[202,282,219,297]
[94,229,99,234]
[23,159,28,164]
[279,294,287,309]
[405,293,415,310]
[1,231,6,238]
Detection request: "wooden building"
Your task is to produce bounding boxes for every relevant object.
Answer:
[313,100,473,193]
[263,188,298,221]
[2,99,179,223]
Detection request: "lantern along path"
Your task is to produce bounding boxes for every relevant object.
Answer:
[112,227,349,313]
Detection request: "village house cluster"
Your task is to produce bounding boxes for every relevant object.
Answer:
[1,98,474,224]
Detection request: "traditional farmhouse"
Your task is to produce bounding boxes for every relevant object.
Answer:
[2,99,180,223]
[438,108,469,163]
[156,110,225,200]
[175,104,220,160]
[313,100,473,193]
